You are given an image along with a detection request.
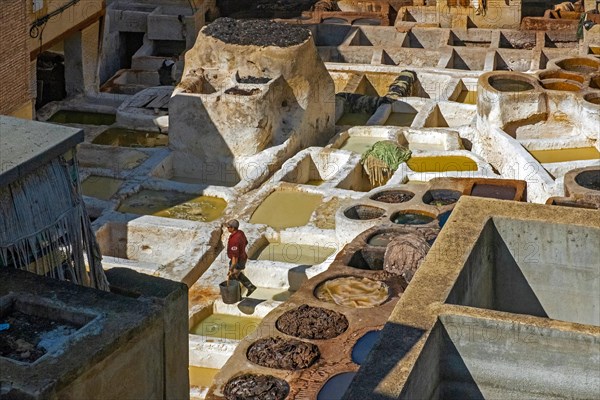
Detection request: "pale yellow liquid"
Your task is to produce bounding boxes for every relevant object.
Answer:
[407,156,478,172]
[190,313,262,340]
[81,176,124,200]
[455,90,477,105]
[337,113,371,126]
[249,191,322,229]
[117,190,226,222]
[189,366,219,388]
[315,277,388,308]
[252,242,335,264]
[246,287,293,302]
[339,136,381,154]
[305,179,325,186]
[529,147,600,163]
[384,112,416,127]
[92,128,168,148]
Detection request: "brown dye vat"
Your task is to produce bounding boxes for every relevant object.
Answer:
[247,337,320,370]
[590,75,600,89]
[370,190,415,203]
[470,184,516,200]
[224,374,289,400]
[575,170,600,191]
[344,205,385,220]
[556,58,600,73]
[276,304,349,339]
[584,94,600,105]
[538,71,585,83]
[541,81,581,91]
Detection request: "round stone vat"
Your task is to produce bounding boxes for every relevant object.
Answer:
[351,330,382,365]
[541,81,581,91]
[575,169,600,191]
[224,374,289,400]
[556,57,600,74]
[422,189,462,206]
[246,337,320,370]
[369,190,415,204]
[584,93,600,105]
[315,276,389,308]
[538,70,585,83]
[438,210,453,229]
[347,247,385,270]
[488,76,534,92]
[391,211,436,225]
[317,372,357,400]
[590,74,600,89]
[276,304,349,339]
[344,205,385,220]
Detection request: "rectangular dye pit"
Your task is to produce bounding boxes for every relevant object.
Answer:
[117,190,226,222]
[493,50,533,72]
[528,147,600,164]
[96,218,216,285]
[251,242,335,265]
[280,151,351,185]
[424,104,477,128]
[81,175,124,200]
[407,156,478,173]
[447,30,492,48]
[48,110,116,125]
[447,218,600,326]
[401,315,599,399]
[449,79,478,105]
[444,49,486,71]
[190,313,261,340]
[402,30,444,49]
[385,112,417,127]
[189,366,219,389]
[338,136,381,154]
[249,191,322,229]
[499,31,537,50]
[337,113,372,126]
[92,128,168,148]
[0,295,95,363]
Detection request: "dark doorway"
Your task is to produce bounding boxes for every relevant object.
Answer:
[36,51,66,109]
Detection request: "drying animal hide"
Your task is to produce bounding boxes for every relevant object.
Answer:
[383,232,431,283]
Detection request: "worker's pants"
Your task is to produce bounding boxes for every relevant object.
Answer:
[229,260,255,291]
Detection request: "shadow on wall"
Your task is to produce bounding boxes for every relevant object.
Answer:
[343,323,426,400]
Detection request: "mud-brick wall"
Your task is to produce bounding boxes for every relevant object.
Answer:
[0,1,32,117]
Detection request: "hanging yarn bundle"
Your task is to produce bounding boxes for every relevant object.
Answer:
[360,141,412,186]
[0,156,109,291]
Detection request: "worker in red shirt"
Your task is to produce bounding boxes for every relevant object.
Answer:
[226,219,256,297]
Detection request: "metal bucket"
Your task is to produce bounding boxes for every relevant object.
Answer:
[219,279,241,304]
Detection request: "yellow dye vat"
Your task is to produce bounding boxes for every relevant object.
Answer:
[81,176,124,200]
[117,190,226,222]
[455,90,477,104]
[407,156,478,173]
[306,179,325,186]
[189,366,219,388]
[529,147,600,163]
[384,112,416,127]
[337,113,371,126]
[252,242,335,265]
[92,128,168,148]
[190,313,261,340]
[339,136,381,154]
[249,191,322,229]
[315,276,389,308]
